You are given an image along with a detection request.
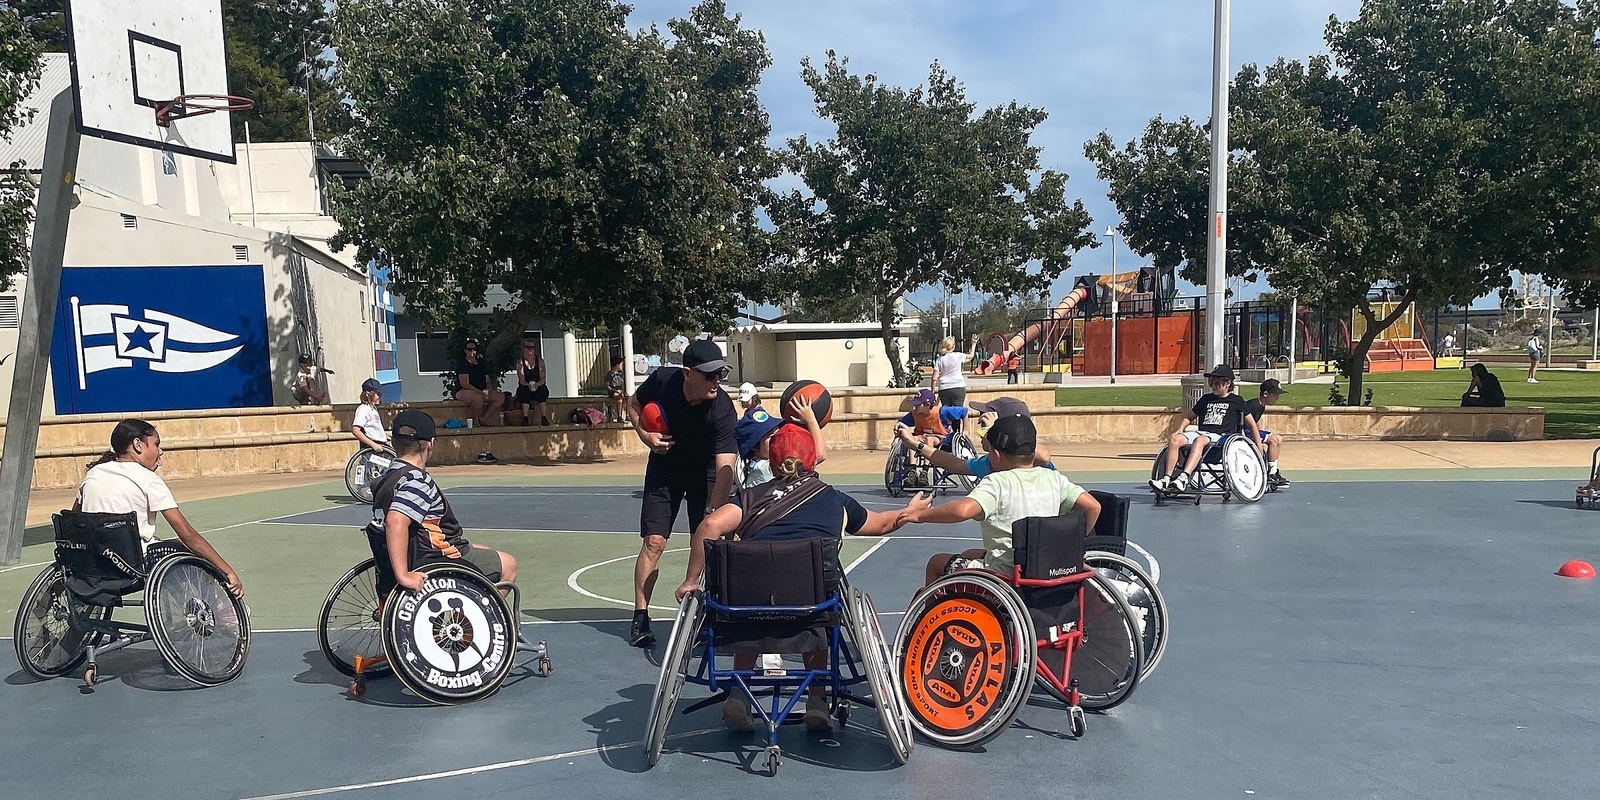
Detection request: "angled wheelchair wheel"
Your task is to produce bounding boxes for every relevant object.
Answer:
[345,448,393,504]
[1072,573,1143,711]
[1221,436,1266,503]
[949,434,977,493]
[846,587,913,765]
[147,554,251,686]
[896,570,1034,749]
[645,589,704,767]
[884,439,906,497]
[13,566,104,679]
[1085,551,1168,680]
[380,562,515,704]
[317,558,390,678]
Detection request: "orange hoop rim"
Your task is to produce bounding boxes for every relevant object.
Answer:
[154,94,255,127]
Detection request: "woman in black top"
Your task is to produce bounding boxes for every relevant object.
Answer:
[514,340,551,426]
[454,338,506,427]
[1460,363,1506,407]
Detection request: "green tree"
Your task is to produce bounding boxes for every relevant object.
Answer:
[223,0,343,142]
[774,53,1097,386]
[328,0,776,365]
[0,7,41,290]
[4,1,62,52]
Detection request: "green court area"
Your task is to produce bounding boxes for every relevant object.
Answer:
[0,477,877,631]
[1055,366,1600,439]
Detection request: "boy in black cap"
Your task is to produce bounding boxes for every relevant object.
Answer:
[1150,364,1264,493]
[1245,379,1290,487]
[626,337,739,647]
[352,378,389,454]
[293,354,330,405]
[368,410,516,593]
[901,415,1100,584]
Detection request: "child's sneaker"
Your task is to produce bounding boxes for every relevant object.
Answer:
[1148,475,1170,492]
[722,696,755,732]
[1171,473,1190,492]
[804,694,833,733]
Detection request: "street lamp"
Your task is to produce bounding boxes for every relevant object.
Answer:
[1104,225,1119,385]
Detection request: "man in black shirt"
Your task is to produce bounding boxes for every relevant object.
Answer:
[627,338,738,647]
[1150,364,1264,493]
[1244,378,1290,487]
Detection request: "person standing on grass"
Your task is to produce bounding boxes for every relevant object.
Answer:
[1527,329,1545,383]
[626,338,738,647]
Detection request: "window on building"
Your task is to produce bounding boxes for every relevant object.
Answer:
[415,332,453,373]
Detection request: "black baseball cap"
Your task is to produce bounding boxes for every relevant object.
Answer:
[682,338,728,373]
[1260,378,1286,396]
[969,397,1031,418]
[361,378,382,393]
[392,409,435,441]
[985,414,1037,457]
[297,354,313,365]
[1204,364,1235,380]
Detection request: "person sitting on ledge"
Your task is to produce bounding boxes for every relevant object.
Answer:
[1460,363,1506,408]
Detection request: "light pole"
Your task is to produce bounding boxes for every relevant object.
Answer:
[1104,225,1119,385]
[1205,0,1231,370]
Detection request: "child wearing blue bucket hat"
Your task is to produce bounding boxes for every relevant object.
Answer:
[733,390,828,488]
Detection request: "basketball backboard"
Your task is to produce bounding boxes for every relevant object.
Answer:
[65,0,240,163]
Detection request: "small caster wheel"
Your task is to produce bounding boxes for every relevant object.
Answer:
[84,667,97,687]
[349,676,366,698]
[764,750,781,776]
[834,702,850,728]
[536,657,552,677]
[1067,706,1087,738]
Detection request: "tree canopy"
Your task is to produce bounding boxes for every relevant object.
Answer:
[0,6,41,291]
[773,53,1096,386]
[328,0,776,365]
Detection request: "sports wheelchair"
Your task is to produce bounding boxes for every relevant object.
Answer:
[645,537,913,775]
[344,446,397,504]
[1150,432,1268,505]
[884,432,978,497]
[895,500,1157,748]
[12,511,250,687]
[1577,445,1600,508]
[316,530,550,704]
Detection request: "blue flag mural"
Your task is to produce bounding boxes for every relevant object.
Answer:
[51,265,272,414]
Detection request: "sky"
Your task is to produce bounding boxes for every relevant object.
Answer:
[627,0,1366,315]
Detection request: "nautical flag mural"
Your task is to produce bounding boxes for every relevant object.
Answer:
[51,265,272,414]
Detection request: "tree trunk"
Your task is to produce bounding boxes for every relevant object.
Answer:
[483,299,542,377]
[1346,292,1417,406]
[880,296,907,387]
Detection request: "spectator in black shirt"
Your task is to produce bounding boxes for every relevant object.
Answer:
[626,338,738,647]
[1245,378,1290,487]
[1151,364,1264,493]
[454,338,506,429]
[1460,363,1506,408]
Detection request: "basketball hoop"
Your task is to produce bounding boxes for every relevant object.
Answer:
[154,94,254,127]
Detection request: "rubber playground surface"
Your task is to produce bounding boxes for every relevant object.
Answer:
[3,465,1598,799]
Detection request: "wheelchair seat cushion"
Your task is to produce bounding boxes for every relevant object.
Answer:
[1011,511,1088,582]
[54,510,146,606]
[705,538,843,654]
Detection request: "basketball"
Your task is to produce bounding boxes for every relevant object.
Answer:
[639,401,671,435]
[780,380,832,426]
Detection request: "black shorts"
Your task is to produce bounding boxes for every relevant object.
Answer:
[515,384,550,405]
[457,544,505,582]
[640,476,713,539]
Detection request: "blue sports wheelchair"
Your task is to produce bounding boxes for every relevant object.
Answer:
[884,431,978,496]
[644,537,912,774]
[1150,432,1268,505]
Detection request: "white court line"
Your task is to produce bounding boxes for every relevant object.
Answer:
[234,727,724,800]
[843,538,889,574]
[566,549,684,613]
[0,560,49,574]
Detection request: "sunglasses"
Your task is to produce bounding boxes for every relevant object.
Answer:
[695,366,732,381]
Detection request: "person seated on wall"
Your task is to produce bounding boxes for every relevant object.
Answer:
[1148,364,1265,494]
[675,424,929,732]
[1460,363,1506,408]
[1245,379,1291,488]
[894,396,1054,478]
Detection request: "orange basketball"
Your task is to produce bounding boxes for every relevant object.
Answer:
[639,401,670,435]
[780,380,832,426]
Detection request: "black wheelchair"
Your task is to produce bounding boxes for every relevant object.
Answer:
[12,511,250,687]
[344,446,396,504]
[316,531,550,704]
[1150,432,1268,505]
[895,499,1157,748]
[645,537,913,774]
[884,432,978,497]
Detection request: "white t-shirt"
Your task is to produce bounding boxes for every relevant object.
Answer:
[967,467,1086,573]
[354,404,387,444]
[76,460,178,548]
[934,351,968,390]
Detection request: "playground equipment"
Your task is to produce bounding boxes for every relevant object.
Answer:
[977,269,1178,377]
[975,280,1093,376]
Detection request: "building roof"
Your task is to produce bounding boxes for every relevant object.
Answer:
[0,53,70,171]
[734,322,899,335]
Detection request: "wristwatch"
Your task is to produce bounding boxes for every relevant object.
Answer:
[704,506,716,515]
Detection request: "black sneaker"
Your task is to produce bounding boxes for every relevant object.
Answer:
[476,452,498,464]
[629,612,656,648]
[1269,471,1291,487]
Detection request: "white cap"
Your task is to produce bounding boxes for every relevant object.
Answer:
[738,382,758,403]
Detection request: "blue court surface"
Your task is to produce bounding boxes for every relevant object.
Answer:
[3,478,1597,800]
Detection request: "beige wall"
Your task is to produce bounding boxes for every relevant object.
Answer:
[729,328,906,387]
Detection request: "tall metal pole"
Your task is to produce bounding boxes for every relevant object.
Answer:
[1205,0,1231,370]
[1,89,80,564]
[1287,296,1298,382]
[1105,226,1119,385]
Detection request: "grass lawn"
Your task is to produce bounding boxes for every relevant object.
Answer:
[1054,366,1600,439]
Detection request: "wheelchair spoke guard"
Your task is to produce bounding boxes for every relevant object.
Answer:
[895,571,1034,749]
[1222,436,1267,503]
[380,562,515,705]
[147,554,251,687]
[1086,551,1169,680]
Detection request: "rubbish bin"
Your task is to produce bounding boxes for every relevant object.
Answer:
[1180,374,1208,410]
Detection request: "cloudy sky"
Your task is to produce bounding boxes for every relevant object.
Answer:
[629,0,1365,311]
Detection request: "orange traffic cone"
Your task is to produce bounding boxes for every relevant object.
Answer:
[1556,560,1596,579]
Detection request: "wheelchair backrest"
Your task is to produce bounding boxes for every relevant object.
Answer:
[53,510,145,606]
[705,537,841,611]
[1012,510,1087,582]
[1084,490,1130,556]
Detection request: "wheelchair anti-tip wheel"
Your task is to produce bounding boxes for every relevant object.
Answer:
[1221,436,1267,503]
[645,589,704,767]
[12,566,104,680]
[345,448,394,504]
[1085,551,1168,681]
[1035,572,1142,711]
[896,570,1035,749]
[147,554,251,687]
[845,587,913,765]
[318,558,392,679]
[380,562,515,705]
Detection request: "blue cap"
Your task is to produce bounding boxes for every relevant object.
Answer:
[734,407,785,458]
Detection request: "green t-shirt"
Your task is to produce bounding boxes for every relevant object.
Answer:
[967,466,1086,573]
